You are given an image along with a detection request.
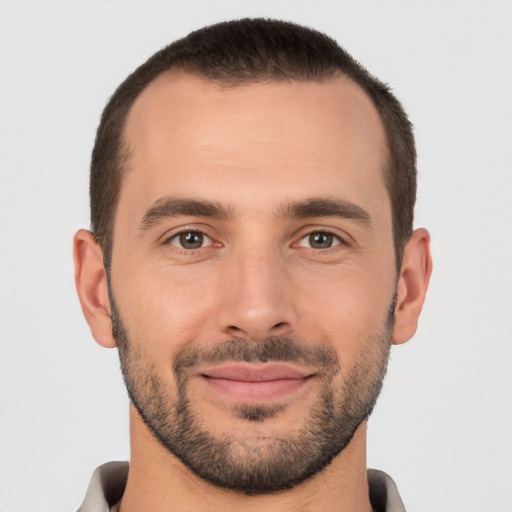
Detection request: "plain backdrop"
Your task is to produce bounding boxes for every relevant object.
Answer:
[0,1,511,511]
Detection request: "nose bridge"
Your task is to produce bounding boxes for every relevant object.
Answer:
[216,240,296,340]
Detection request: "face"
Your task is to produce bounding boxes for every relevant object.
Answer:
[110,73,397,493]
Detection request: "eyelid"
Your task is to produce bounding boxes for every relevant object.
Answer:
[298,231,342,249]
[168,231,213,249]
[293,226,350,248]
[159,224,220,247]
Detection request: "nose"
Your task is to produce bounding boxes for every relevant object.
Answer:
[216,248,297,341]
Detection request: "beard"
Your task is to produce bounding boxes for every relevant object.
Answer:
[111,298,392,495]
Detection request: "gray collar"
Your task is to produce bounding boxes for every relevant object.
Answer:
[77,461,128,512]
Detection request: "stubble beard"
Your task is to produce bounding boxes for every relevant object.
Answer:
[111,299,392,495]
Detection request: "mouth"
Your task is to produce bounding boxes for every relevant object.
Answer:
[198,363,316,402]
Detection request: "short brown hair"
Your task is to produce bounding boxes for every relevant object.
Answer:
[90,18,416,269]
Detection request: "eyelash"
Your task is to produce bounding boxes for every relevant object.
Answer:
[297,230,345,250]
[163,227,347,253]
[163,229,215,252]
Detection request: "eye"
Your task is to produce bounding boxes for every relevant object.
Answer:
[168,231,213,250]
[299,231,341,249]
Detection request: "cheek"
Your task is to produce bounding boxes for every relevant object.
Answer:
[112,262,219,352]
[292,263,395,346]
[111,241,397,355]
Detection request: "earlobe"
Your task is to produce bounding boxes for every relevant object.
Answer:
[392,228,433,345]
[73,229,116,348]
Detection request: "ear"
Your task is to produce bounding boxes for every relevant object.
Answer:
[73,229,116,348]
[392,228,433,345]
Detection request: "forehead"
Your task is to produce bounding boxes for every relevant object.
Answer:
[120,72,388,220]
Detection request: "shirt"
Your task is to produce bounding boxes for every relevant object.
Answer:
[77,461,407,512]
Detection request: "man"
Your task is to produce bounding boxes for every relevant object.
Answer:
[74,18,431,512]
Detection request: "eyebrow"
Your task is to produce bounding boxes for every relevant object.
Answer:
[139,196,372,231]
[276,198,372,226]
[140,197,234,230]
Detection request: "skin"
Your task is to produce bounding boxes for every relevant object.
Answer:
[74,73,432,512]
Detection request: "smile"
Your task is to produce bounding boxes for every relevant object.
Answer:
[199,363,316,402]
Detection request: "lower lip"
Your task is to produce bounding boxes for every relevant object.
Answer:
[202,376,312,402]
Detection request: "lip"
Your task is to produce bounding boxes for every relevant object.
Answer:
[199,363,316,402]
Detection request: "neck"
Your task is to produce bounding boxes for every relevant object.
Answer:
[119,405,373,512]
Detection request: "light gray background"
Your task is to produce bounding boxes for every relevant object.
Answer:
[0,1,511,511]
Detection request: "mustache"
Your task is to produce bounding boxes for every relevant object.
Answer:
[172,336,340,374]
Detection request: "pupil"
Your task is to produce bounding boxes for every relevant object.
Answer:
[310,232,332,248]
[180,232,203,249]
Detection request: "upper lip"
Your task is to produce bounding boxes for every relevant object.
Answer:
[200,363,315,382]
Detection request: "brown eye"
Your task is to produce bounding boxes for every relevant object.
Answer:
[299,232,341,249]
[170,231,211,249]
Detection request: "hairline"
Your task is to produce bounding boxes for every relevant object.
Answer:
[102,69,400,271]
